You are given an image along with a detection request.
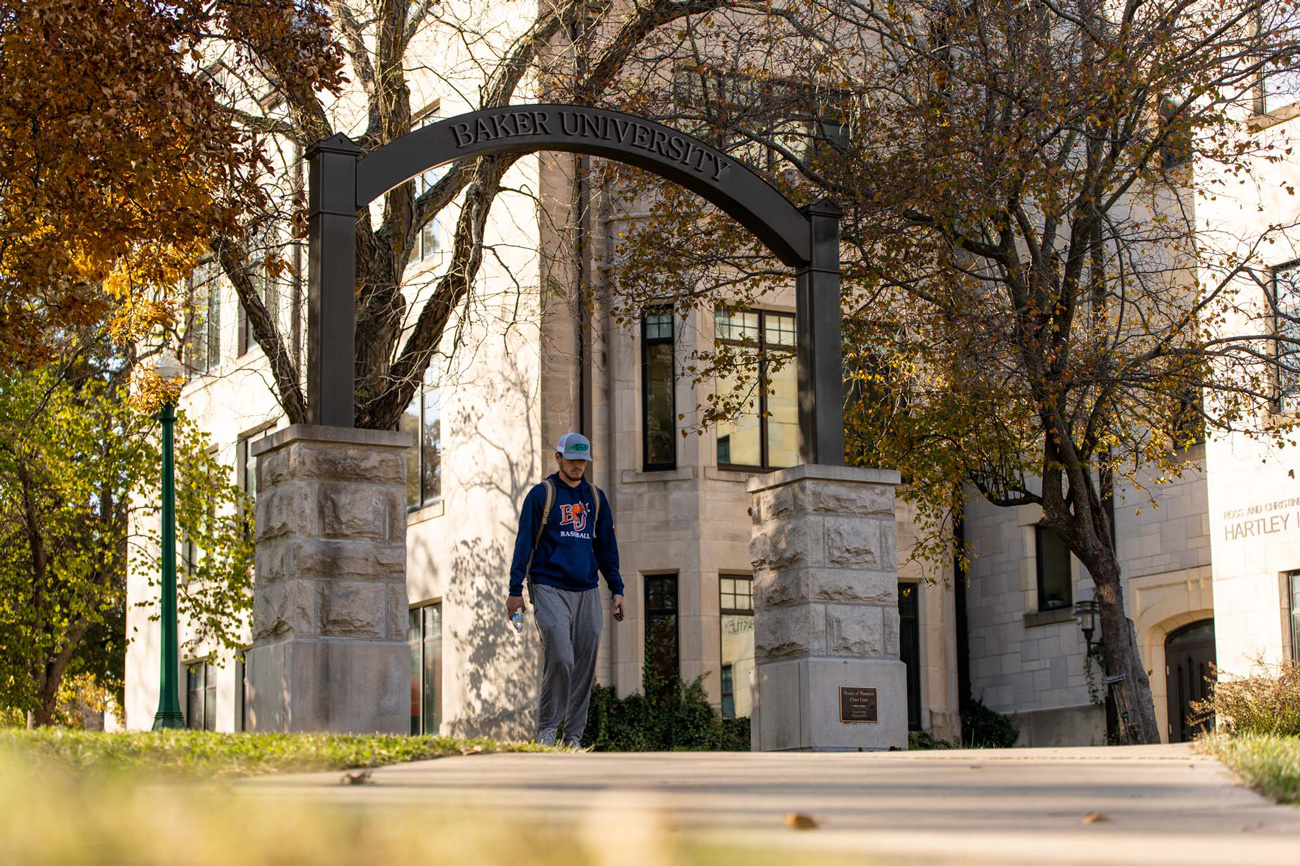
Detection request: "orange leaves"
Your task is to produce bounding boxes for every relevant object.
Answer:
[0,0,340,366]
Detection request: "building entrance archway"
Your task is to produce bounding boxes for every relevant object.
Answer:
[1164,619,1216,743]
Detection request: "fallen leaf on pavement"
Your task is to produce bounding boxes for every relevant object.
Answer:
[784,813,820,830]
[1082,811,1108,824]
[341,769,374,785]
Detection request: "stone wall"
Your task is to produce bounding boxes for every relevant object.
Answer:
[749,465,908,751]
[247,426,411,733]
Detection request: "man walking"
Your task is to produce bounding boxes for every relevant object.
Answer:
[508,432,624,747]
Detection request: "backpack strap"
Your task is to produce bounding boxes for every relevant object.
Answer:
[525,478,556,580]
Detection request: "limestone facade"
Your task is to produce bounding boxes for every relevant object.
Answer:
[748,465,908,751]
[1196,106,1300,677]
[247,426,412,733]
[963,448,1213,746]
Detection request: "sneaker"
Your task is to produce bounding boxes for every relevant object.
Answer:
[563,736,582,749]
[536,728,557,747]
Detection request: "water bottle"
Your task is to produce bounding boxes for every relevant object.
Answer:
[511,610,524,633]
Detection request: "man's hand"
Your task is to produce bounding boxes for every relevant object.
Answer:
[611,594,625,622]
[507,595,526,618]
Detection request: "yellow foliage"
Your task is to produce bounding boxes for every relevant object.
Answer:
[0,0,342,365]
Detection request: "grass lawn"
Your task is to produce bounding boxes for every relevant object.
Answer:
[0,728,553,777]
[0,734,882,866]
[1200,732,1300,805]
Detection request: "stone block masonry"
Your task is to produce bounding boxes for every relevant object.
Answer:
[749,465,908,751]
[247,425,412,734]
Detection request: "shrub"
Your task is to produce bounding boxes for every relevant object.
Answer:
[583,671,749,752]
[961,697,1019,748]
[909,729,956,750]
[1192,657,1300,737]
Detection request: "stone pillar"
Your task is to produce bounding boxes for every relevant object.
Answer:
[748,465,909,751]
[247,425,411,733]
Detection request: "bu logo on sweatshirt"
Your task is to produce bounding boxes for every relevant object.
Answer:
[559,502,588,533]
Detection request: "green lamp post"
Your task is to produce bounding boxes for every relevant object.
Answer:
[152,350,186,730]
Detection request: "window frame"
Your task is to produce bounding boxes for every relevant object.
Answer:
[644,573,680,683]
[411,102,445,265]
[185,259,221,377]
[641,308,677,471]
[1255,7,1300,117]
[181,445,220,576]
[185,659,216,732]
[898,582,922,731]
[235,648,252,732]
[719,573,754,617]
[1288,571,1300,664]
[401,377,443,512]
[238,228,282,358]
[671,65,848,172]
[1273,263,1300,414]
[407,600,443,736]
[718,573,754,720]
[235,423,274,510]
[714,308,797,472]
[1034,525,1074,613]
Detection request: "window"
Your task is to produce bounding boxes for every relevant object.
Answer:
[719,575,754,719]
[185,260,221,375]
[1274,265,1300,413]
[645,574,679,682]
[399,375,442,510]
[671,67,847,173]
[1156,94,1191,170]
[414,167,443,262]
[408,602,442,735]
[185,660,216,731]
[898,583,922,731]
[235,434,258,503]
[412,105,444,263]
[1263,68,1300,115]
[235,648,252,732]
[1169,385,1205,449]
[1035,526,1073,612]
[1259,8,1300,115]
[715,309,798,470]
[642,310,676,470]
[238,226,282,356]
[181,447,218,575]
[235,427,270,535]
[1289,571,1300,664]
[181,531,198,577]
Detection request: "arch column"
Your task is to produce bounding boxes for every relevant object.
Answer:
[796,198,845,466]
[305,134,361,428]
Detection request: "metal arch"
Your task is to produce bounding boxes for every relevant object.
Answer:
[354,104,810,267]
[306,103,844,465]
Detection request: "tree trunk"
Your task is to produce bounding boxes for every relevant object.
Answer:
[28,675,60,728]
[1077,542,1161,744]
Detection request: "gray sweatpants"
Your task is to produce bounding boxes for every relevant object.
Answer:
[532,583,603,744]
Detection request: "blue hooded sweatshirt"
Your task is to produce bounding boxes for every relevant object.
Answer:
[509,473,623,597]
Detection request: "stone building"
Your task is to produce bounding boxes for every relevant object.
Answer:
[958,77,1300,747]
[123,14,1300,748]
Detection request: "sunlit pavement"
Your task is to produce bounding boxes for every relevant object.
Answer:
[239,744,1300,866]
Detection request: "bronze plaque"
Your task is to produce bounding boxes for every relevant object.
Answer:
[839,687,878,723]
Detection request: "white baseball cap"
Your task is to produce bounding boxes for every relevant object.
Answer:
[556,432,593,461]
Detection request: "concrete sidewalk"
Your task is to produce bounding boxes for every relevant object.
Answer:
[240,744,1300,866]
